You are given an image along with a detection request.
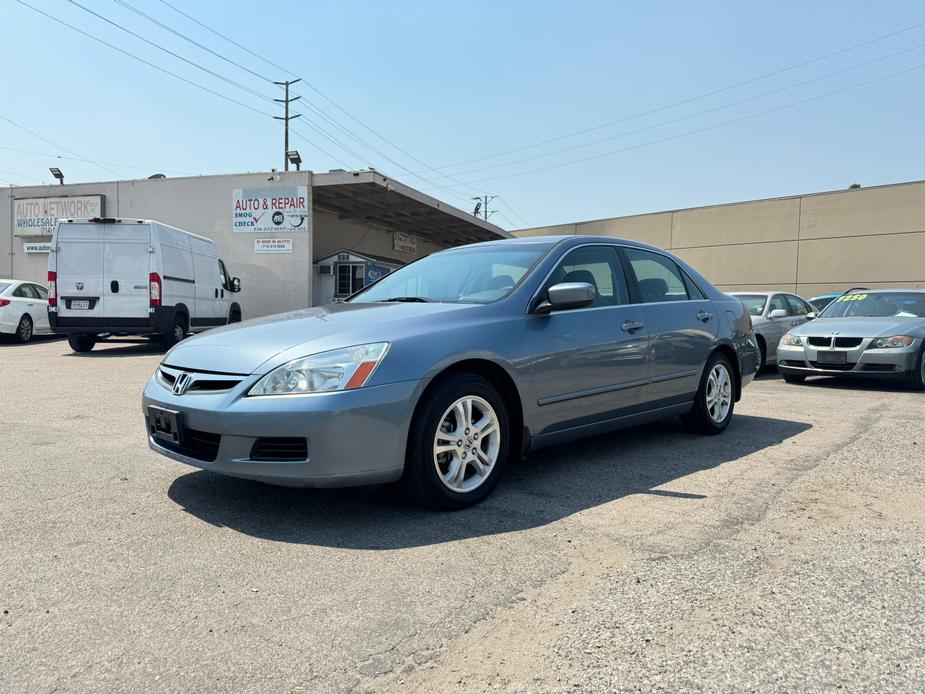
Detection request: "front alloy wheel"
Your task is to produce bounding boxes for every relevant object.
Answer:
[433,396,502,494]
[404,373,510,510]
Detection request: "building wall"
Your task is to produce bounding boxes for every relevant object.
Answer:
[2,173,451,319]
[512,180,925,298]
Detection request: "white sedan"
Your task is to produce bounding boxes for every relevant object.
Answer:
[0,279,52,343]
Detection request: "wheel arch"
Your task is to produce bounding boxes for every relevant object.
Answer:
[412,358,528,460]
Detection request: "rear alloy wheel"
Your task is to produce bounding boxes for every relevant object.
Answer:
[681,353,736,435]
[15,315,33,343]
[67,334,96,352]
[403,374,510,510]
[162,314,187,350]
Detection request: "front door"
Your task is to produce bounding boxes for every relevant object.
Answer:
[623,247,717,404]
[529,245,649,437]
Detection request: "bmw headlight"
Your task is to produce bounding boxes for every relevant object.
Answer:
[868,335,915,349]
[249,342,390,395]
[780,333,803,346]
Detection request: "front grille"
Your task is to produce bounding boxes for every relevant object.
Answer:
[808,337,832,348]
[158,367,243,393]
[159,369,176,385]
[834,337,863,348]
[188,379,243,392]
[152,426,221,462]
[250,437,308,461]
[809,361,855,371]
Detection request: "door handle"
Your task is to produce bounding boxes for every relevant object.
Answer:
[221,289,224,299]
[214,288,219,298]
[111,280,119,293]
[697,310,714,322]
[621,319,644,333]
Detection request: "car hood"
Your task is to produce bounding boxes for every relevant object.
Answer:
[790,316,925,338]
[163,301,474,374]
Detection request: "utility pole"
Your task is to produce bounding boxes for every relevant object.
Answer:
[273,79,302,171]
[471,194,497,222]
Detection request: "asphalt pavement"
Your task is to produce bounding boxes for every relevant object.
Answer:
[1,337,922,692]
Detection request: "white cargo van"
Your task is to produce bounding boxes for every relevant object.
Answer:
[48,217,242,352]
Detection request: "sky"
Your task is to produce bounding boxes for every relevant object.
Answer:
[2,0,924,230]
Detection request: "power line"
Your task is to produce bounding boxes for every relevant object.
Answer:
[447,41,925,179]
[0,144,195,175]
[0,167,44,184]
[0,114,125,178]
[495,196,530,227]
[458,61,925,185]
[427,18,925,173]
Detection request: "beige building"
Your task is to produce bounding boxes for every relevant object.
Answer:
[514,179,925,298]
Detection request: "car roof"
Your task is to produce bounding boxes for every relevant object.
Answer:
[455,234,681,253]
[842,288,925,295]
[728,291,788,297]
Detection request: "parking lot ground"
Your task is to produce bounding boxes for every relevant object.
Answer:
[1,338,923,693]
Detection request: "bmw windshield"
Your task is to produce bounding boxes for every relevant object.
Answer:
[820,292,925,318]
[349,244,550,304]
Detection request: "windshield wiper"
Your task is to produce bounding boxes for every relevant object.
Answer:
[379,296,432,303]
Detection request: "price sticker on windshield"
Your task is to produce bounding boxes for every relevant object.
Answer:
[835,293,868,302]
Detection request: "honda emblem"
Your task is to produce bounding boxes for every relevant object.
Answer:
[172,372,193,396]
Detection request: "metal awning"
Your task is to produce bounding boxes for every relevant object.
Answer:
[311,170,510,245]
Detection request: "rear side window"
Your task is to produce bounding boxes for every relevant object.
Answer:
[32,285,48,300]
[545,245,630,308]
[624,248,690,303]
[13,284,38,299]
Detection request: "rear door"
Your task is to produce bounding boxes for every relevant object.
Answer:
[622,247,718,404]
[54,223,106,322]
[102,223,152,320]
[28,284,50,331]
[190,241,223,328]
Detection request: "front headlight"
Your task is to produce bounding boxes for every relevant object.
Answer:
[249,342,390,395]
[868,335,915,349]
[780,333,803,346]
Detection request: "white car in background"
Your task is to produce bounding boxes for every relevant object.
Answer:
[0,279,52,343]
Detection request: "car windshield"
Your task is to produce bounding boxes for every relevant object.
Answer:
[349,244,550,304]
[810,297,835,312]
[820,292,925,318]
[735,294,767,316]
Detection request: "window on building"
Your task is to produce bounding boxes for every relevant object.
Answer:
[336,263,365,296]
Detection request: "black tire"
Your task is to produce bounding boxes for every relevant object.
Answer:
[681,352,736,435]
[782,373,806,384]
[909,346,925,391]
[162,313,187,350]
[755,336,766,372]
[402,373,511,510]
[67,334,96,352]
[228,309,242,324]
[15,315,33,343]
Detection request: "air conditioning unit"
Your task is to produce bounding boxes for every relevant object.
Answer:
[318,265,332,275]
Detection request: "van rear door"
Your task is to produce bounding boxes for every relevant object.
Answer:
[103,223,152,319]
[54,223,106,320]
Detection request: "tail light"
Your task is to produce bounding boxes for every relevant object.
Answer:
[149,272,162,307]
[0,299,10,308]
[47,271,57,306]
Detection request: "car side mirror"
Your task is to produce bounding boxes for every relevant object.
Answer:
[805,312,816,320]
[534,282,597,315]
[231,277,241,293]
[768,309,788,319]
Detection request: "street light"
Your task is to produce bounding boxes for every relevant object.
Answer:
[286,150,302,171]
[49,167,64,185]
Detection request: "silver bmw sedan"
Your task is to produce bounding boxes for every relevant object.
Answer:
[143,235,757,509]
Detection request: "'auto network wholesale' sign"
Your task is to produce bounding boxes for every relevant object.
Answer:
[14,195,103,236]
[233,186,310,234]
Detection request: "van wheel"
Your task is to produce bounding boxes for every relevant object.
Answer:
[681,352,736,435]
[228,309,241,324]
[68,334,96,352]
[402,373,510,510]
[162,314,187,350]
[15,315,34,343]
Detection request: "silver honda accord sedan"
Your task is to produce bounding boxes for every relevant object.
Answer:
[143,235,757,509]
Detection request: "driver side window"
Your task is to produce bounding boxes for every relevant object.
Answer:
[544,245,629,308]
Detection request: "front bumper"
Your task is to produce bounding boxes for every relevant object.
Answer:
[142,371,423,487]
[776,340,918,378]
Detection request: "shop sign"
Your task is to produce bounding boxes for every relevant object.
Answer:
[254,238,293,253]
[393,232,417,254]
[14,195,103,236]
[233,186,310,233]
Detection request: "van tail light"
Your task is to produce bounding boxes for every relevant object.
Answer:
[47,271,57,306]
[0,299,10,308]
[149,272,162,307]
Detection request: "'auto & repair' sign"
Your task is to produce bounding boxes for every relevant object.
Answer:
[233,186,310,233]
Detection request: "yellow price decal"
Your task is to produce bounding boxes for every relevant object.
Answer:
[836,293,868,302]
